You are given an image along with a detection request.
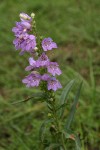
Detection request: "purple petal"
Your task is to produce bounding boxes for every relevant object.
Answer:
[25,66,33,71]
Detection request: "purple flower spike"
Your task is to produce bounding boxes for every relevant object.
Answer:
[21,34,36,52]
[47,62,62,76]
[42,38,57,51]
[25,57,37,71]
[37,53,49,67]
[47,77,62,91]
[22,73,41,87]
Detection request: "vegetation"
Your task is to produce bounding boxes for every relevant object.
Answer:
[0,0,100,149]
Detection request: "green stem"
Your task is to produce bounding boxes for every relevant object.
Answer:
[31,15,66,150]
[61,133,67,150]
[47,95,67,150]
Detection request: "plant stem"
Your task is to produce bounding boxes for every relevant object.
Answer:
[61,133,67,150]
[47,95,67,150]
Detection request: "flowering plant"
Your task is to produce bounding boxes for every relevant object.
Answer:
[12,12,82,150]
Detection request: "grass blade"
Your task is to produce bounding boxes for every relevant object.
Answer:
[65,82,83,130]
[59,79,75,118]
[11,93,45,105]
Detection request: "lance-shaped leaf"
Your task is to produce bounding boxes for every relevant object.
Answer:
[65,82,83,130]
[59,79,75,118]
[56,103,68,111]
[39,119,53,142]
[12,92,46,105]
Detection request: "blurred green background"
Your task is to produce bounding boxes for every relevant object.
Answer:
[0,0,100,149]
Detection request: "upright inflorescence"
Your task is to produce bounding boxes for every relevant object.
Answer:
[12,13,62,91]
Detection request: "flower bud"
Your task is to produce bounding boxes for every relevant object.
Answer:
[35,52,39,56]
[49,98,54,102]
[19,13,31,20]
[31,13,35,19]
[31,71,39,74]
[34,47,38,51]
[48,113,52,117]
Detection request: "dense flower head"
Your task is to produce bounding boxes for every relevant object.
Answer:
[42,38,57,51]
[22,72,41,87]
[47,62,62,76]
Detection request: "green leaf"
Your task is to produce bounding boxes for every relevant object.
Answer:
[56,103,68,111]
[47,103,53,111]
[11,93,45,105]
[62,130,81,150]
[59,79,75,118]
[39,119,53,142]
[45,143,60,150]
[65,82,83,130]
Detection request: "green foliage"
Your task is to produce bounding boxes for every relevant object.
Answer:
[0,0,100,149]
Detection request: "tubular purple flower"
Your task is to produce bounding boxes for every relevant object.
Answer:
[21,34,36,52]
[47,62,62,76]
[25,57,37,71]
[29,57,36,66]
[12,22,24,36]
[36,53,49,67]
[21,21,31,29]
[42,38,57,51]
[22,73,41,87]
[13,34,25,50]
[13,33,36,54]
[12,21,31,36]
[47,77,62,91]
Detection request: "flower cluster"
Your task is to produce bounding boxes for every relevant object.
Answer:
[12,13,62,91]
[12,13,36,55]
